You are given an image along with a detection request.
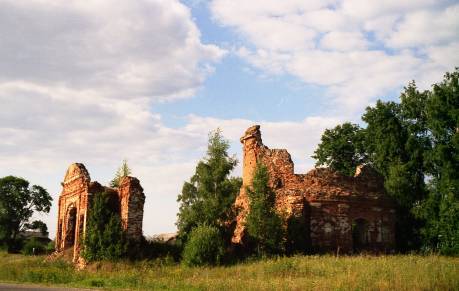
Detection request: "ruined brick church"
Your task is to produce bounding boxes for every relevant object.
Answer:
[54,126,395,261]
[232,125,396,253]
[55,163,145,261]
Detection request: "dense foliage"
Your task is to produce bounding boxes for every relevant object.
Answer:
[313,123,367,176]
[0,176,52,252]
[182,224,225,267]
[176,129,242,245]
[82,192,126,261]
[313,69,459,254]
[246,163,285,256]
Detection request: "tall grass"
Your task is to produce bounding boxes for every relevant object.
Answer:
[0,252,458,290]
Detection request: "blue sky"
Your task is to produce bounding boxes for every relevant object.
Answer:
[157,1,332,126]
[0,0,458,238]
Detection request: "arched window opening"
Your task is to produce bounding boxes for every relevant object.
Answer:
[64,207,77,248]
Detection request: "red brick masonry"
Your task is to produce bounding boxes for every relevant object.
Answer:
[55,164,145,261]
[232,125,396,253]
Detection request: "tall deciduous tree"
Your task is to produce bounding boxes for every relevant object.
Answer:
[418,70,459,254]
[312,122,367,176]
[176,129,241,244]
[246,162,284,256]
[0,176,52,251]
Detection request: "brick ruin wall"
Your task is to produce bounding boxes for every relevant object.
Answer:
[233,125,396,253]
[118,176,145,238]
[55,163,145,262]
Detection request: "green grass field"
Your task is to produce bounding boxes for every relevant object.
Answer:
[0,252,458,290]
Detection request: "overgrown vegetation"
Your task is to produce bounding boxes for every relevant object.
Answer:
[0,252,457,290]
[82,191,126,261]
[313,123,367,176]
[176,129,241,263]
[246,162,285,257]
[0,176,52,253]
[313,69,459,254]
[182,224,225,267]
[22,238,47,256]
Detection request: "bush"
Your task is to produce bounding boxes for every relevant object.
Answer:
[126,237,181,261]
[22,238,46,255]
[182,225,225,267]
[82,191,126,262]
[46,241,55,253]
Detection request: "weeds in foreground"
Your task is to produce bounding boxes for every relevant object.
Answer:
[0,252,458,290]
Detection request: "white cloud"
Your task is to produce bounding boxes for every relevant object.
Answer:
[210,0,459,112]
[341,0,442,19]
[386,4,459,48]
[320,31,368,51]
[0,0,225,101]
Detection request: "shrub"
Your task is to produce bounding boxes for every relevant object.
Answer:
[82,191,126,261]
[126,237,181,261]
[22,238,46,255]
[182,225,225,267]
[45,241,55,253]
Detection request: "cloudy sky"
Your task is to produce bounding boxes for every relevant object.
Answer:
[1,0,458,238]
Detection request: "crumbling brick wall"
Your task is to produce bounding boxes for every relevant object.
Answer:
[55,163,145,262]
[233,125,396,253]
[118,176,145,240]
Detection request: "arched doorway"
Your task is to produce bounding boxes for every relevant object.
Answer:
[64,207,77,248]
[352,218,369,252]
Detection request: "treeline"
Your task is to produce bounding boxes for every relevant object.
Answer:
[313,69,459,254]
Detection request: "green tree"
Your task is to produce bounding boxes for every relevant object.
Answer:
[0,176,52,251]
[366,85,430,208]
[82,191,126,261]
[312,122,367,176]
[110,159,131,188]
[246,162,285,256]
[182,224,225,267]
[362,101,407,177]
[176,129,241,244]
[418,69,459,254]
[362,96,429,251]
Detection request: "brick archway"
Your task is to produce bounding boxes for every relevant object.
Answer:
[64,204,77,249]
[55,163,145,262]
